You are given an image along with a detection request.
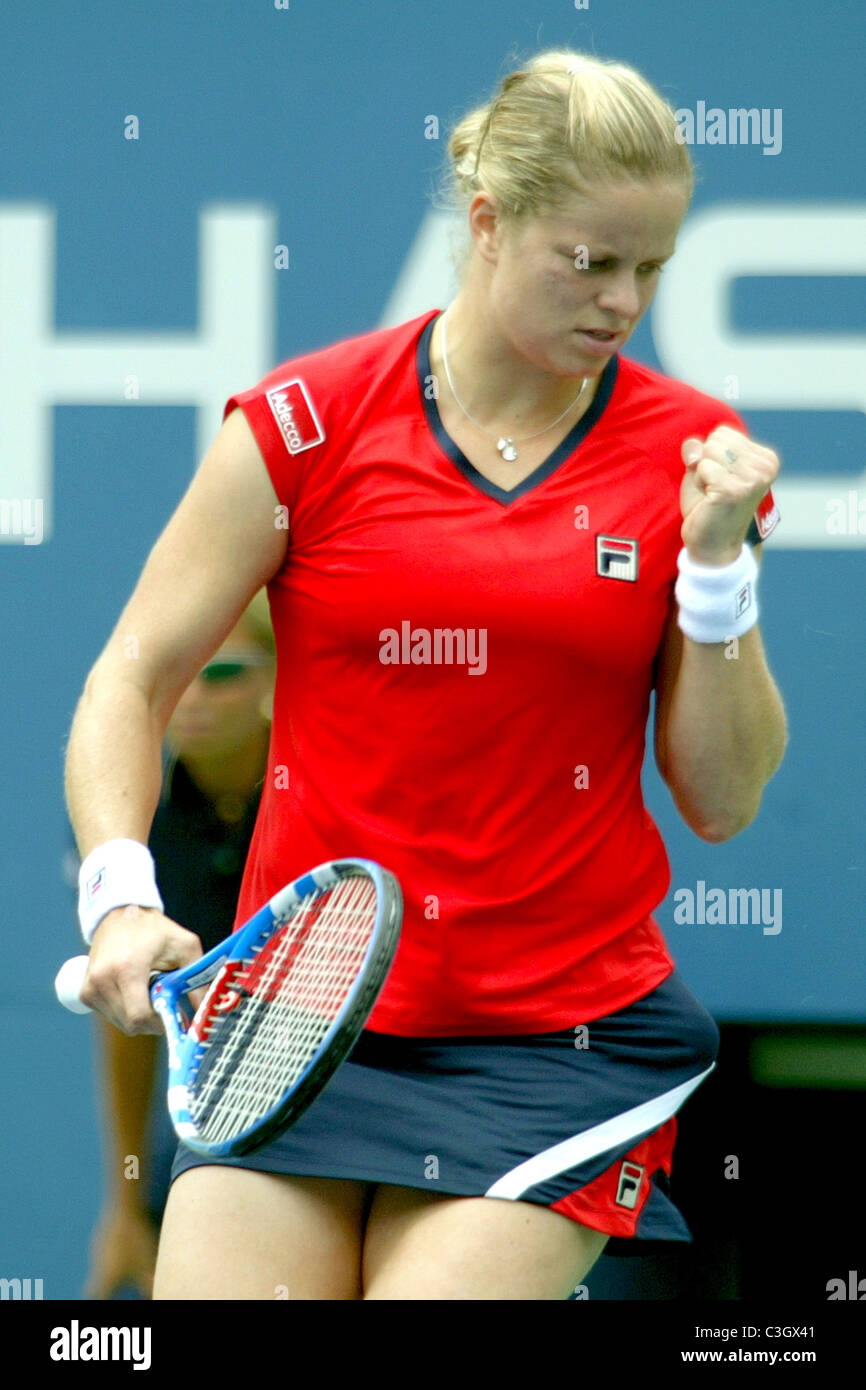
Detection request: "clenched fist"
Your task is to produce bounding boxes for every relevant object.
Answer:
[680,425,780,566]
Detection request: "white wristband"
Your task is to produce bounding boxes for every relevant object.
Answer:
[675,544,759,644]
[77,838,164,945]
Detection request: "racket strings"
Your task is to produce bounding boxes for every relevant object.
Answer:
[188,873,376,1143]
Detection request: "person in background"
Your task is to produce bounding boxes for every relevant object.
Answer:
[82,591,275,1299]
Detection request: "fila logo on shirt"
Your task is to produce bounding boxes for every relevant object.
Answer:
[265,378,326,454]
[596,535,639,582]
[615,1161,645,1209]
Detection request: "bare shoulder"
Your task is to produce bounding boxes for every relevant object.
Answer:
[95,407,288,710]
[143,403,287,605]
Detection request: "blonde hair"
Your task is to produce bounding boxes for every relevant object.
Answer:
[442,49,692,249]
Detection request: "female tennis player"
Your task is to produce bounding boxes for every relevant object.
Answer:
[65,48,787,1300]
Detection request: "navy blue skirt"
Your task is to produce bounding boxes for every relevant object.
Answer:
[168,968,719,1250]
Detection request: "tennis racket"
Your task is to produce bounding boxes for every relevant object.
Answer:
[55,858,402,1156]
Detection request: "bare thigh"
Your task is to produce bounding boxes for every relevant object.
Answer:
[153,1166,372,1300]
[362,1184,609,1300]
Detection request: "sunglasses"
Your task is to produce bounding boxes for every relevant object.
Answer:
[197,654,272,684]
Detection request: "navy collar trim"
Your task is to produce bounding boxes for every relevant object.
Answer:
[416,310,618,505]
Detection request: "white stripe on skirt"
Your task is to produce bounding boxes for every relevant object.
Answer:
[485,1063,715,1199]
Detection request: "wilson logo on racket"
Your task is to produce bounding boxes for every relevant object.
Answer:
[596,535,639,582]
[265,378,325,455]
[189,960,247,1042]
[214,989,242,1012]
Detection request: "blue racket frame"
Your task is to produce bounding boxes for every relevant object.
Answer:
[150,857,402,1157]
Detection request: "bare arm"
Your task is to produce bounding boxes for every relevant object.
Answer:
[653,548,788,842]
[65,407,287,1031]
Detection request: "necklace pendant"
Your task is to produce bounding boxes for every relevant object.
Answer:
[497,437,518,462]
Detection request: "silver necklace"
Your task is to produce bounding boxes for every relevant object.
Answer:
[440,311,589,462]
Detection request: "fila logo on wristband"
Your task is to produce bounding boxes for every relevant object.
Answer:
[675,544,759,643]
[77,839,163,944]
[735,581,753,618]
[86,868,105,901]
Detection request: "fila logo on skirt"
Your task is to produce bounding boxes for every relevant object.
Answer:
[596,535,639,582]
[615,1161,645,1209]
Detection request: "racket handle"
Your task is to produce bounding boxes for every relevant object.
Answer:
[55,955,163,1016]
[55,954,93,1014]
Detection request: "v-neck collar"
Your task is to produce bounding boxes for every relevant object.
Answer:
[416,310,619,506]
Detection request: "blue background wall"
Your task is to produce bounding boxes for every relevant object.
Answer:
[1,0,863,1297]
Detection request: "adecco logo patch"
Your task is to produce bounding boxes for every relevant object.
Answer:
[265,378,325,454]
